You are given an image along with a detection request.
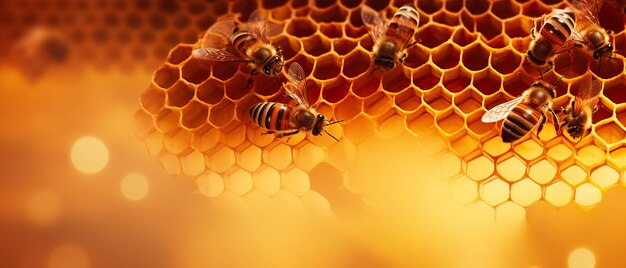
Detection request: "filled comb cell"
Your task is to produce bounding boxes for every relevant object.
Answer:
[461,42,490,71]
[441,66,471,93]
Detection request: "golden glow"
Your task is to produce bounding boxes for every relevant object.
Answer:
[510,178,541,207]
[480,178,509,206]
[561,165,588,186]
[25,190,61,226]
[544,181,573,207]
[225,169,253,195]
[466,156,494,181]
[47,244,90,268]
[70,136,109,174]
[568,248,596,268]
[528,159,557,185]
[497,156,526,182]
[590,166,619,189]
[495,201,526,223]
[575,183,602,207]
[197,173,224,197]
[120,173,149,201]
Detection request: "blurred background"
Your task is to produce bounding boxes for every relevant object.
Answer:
[1,0,626,267]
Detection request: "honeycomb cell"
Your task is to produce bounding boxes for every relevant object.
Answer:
[465,155,494,181]
[495,201,526,223]
[181,57,211,85]
[514,139,544,161]
[237,145,262,172]
[442,66,471,93]
[575,183,602,207]
[490,49,522,75]
[377,113,405,139]
[303,34,331,57]
[197,172,225,198]
[496,155,526,182]
[416,22,453,49]
[262,142,292,170]
[181,150,206,176]
[528,159,557,185]
[382,68,411,93]
[208,99,235,128]
[282,167,310,196]
[140,85,166,116]
[225,169,253,196]
[423,86,452,111]
[180,100,208,129]
[321,76,349,102]
[207,145,235,173]
[394,88,422,113]
[491,1,521,20]
[590,166,620,189]
[450,175,478,204]
[483,136,511,157]
[153,65,179,89]
[451,27,478,47]
[253,167,281,196]
[480,177,509,206]
[453,88,482,114]
[286,17,317,37]
[577,145,606,168]
[432,43,461,69]
[544,181,573,207]
[547,144,573,163]
[461,43,490,71]
[511,178,541,206]
[155,108,180,134]
[159,153,181,175]
[342,49,370,78]
[412,65,441,91]
[472,69,502,95]
[595,121,626,146]
[363,91,392,117]
[196,80,224,105]
[167,81,195,108]
[450,134,479,157]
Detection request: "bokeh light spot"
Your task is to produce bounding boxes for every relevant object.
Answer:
[70,136,109,174]
[25,190,61,226]
[47,244,90,268]
[568,247,596,268]
[120,173,150,201]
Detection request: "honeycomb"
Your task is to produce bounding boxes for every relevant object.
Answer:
[135,0,626,217]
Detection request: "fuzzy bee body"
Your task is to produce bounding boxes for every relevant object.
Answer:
[526,9,576,71]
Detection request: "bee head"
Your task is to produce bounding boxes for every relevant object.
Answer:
[373,56,395,71]
[593,42,613,61]
[312,114,325,136]
[264,56,283,76]
[567,123,584,139]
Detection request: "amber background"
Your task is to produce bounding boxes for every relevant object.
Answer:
[1,0,626,267]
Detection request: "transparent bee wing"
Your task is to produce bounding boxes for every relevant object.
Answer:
[481,96,525,123]
[199,16,236,49]
[574,75,602,114]
[192,47,250,62]
[361,5,386,42]
[285,62,310,108]
[572,0,601,26]
[247,10,270,44]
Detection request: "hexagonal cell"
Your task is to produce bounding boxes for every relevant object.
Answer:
[293,143,325,171]
[476,13,503,41]
[197,172,224,198]
[595,120,626,146]
[483,136,511,157]
[416,23,453,49]
[503,16,530,39]
[140,85,165,115]
[450,175,478,204]
[472,69,502,95]
[496,155,526,182]
[495,201,526,223]
[181,57,211,85]
[155,108,180,134]
[272,35,301,61]
[514,139,544,161]
[208,99,235,128]
[352,74,381,98]
[282,167,310,196]
[491,1,521,20]
[225,169,253,196]
[382,67,411,93]
[423,86,452,111]
[181,150,206,176]
[590,165,620,189]
[544,181,573,207]
[609,147,626,166]
[153,65,180,89]
[262,142,292,170]
[461,43,490,71]
[502,71,534,97]
[363,91,393,117]
[302,34,331,57]
[432,10,460,27]
[466,201,495,220]
[196,79,224,105]
[377,112,405,139]
[253,166,281,195]
[591,54,624,79]
[406,109,435,135]
[466,111,494,136]
[465,0,490,15]
[432,43,461,69]
[454,88,483,114]
[166,81,195,108]
[333,38,358,56]
[159,153,181,175]
[510,178,541,206]
[333,94,362,122]
[210,61,240,82]
[480,177,510,206]
[465,155,495,181]
[574,183,602,207]
[603,75,626,104]
[490,48,522,75]
[560,165,588,186]
[192,125,221,153]
[236,145,262,172]
[442,66,471,93]
[403,44,430,69]
[450,133,479,157]
[577,145,606,168]
[220,122,247,148]
[309,161,343,196]
[521,1,552,17]
[394,88,422,113]
[436,109,465,135]
[451,27,478,47]
[164,129,192,155]
[135,109,155,139]
[528,159,557,185]
[321,76,349,103]
[342,49,370,78]
[439,152,462,177]
[180,100,208,130]
[207,144,236,173]
[547,143,573,162]
[286,17,317,37]
[412,65,442,91]
[327,140,356,170]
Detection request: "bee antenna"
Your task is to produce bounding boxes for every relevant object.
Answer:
[325,120,344,126]
[553,76,563,85]
[324,130,340,142]
[537,68,544,80]
[370,67,379,75]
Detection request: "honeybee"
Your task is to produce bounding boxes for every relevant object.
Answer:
[559,74,602,139]
[482,77,562,143]
[361,5,420,72]
[193,11,283,88]
[525,9,577,74]
[248,63,342,141]
[571,0,619,72]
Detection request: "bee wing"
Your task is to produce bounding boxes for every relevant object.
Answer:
[285,62,310,108]
[361,5,386,42]
[573,75,602,114]
[572,0,601,26]
[192,47,251,62]
[481,96,525,123]
[199,16,236,49]
[247,10,271,44]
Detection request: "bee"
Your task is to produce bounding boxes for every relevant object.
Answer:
[482,77,562,143]
[525,8,577,74]
[361,5,420,72]
[248,63,342,141]
[192,11,283,88]
[559,74,602,139]
[571,0,619,72]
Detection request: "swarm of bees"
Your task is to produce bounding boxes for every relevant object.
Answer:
[190,0,620,143]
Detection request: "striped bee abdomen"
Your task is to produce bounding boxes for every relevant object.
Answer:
[501,104,541,142]
[230,29,260,54]
[541,11,575,45]
[249,102,294,131]
[386,5,419,46]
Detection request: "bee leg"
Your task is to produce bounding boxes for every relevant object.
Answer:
[405,40,419,49]
[276,130,300,141]
[548,107,559,132]
[399,53,408,63]
[540,61,554,76]
[244,69,257,90]
[537,113,547,136]
[261,130,275,135]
